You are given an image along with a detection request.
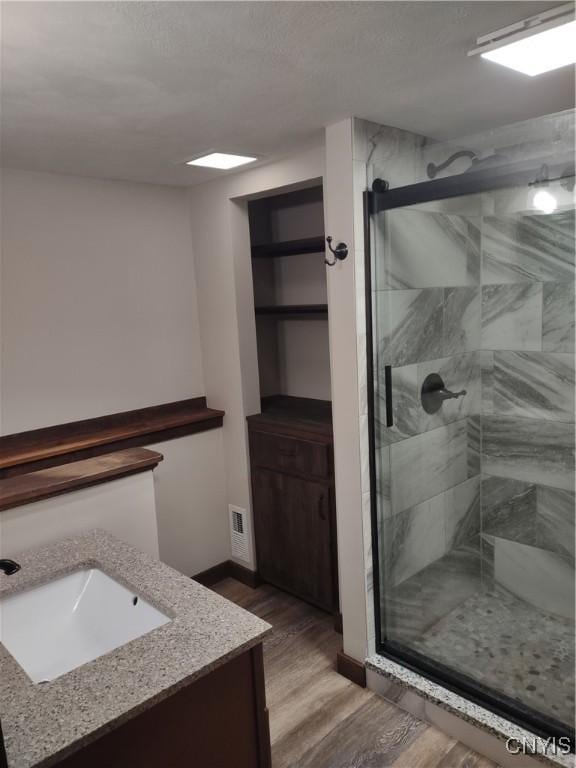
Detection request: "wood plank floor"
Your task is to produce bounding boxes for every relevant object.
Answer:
[213,579,501,768]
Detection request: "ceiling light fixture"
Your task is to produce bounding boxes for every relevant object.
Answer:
[186,152,257,170]
[468,3,576,76]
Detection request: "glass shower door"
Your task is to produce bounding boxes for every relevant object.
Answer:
[367,172,575,741]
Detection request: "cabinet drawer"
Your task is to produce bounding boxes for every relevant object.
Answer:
[249,431,330,479]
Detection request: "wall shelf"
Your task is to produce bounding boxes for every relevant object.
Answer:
[251,236,325,259]
[255,304,328,317]
[0,398,224,478]
[0,448,163,512]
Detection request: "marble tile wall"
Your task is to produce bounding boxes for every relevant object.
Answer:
[479,207,575,620]
[483,415,574,490]
[480,209,575,520]
[377,286,481,368]
[482,212,574,284]
[356,114,575,651]
[543,281,575,352]
[375,210,480,290]
[491,351,574,421]
[378,207,574,637]
[481,283,542,351]
[351,120,471,652]
[383,476,480,587]
[390,419,478,513]
[537,486,576,564]
[372,206,485,594]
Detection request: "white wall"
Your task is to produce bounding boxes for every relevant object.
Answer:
[0,169,228,576]
[277,320,331,400]
[0,169,204,432]
[187,145,325,569]
[324,120,369,662]
[148,432,229,575]
[0,472,159,559]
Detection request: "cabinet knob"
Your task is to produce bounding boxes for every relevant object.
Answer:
[318,494,327,520]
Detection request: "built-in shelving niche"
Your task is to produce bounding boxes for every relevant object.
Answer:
[254,304,328,317]
[248,184,331,404]
[251,236,325,260]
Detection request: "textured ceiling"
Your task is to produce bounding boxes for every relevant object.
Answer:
[1,1,573,186]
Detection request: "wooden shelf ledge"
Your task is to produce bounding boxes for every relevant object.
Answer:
[0,448,163,512]
[0,397,224,478]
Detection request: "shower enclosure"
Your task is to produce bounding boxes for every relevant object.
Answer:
[365,157,575,745]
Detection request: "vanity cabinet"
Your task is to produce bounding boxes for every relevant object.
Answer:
[55,645,271,768]
[248,396,338,614]
[0,531,270,768]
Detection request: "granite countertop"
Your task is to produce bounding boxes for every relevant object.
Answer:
[0,530,271,768]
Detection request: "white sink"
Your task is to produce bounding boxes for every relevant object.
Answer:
[0,568,171,683]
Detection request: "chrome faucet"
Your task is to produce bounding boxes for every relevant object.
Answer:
[0,559,21,575]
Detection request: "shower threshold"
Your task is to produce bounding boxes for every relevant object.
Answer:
[366,654,574,768]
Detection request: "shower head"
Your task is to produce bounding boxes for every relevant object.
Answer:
[427,150,507,179]
[426,150,477,179]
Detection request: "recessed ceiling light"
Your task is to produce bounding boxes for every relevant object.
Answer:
[186,152,257,170]
[469,4,576,76]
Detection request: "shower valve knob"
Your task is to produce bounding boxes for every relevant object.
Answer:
[421,373,467,415]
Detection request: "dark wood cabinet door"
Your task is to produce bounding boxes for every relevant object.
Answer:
[55,647,270,768]
[251,468,334,612]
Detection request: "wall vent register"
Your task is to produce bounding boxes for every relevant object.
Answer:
[229,505,250,563]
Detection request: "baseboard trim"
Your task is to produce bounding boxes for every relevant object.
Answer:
[193,560,262,589]
[336,651,367,688]
[192,561,231,587]
[228,560,263,589]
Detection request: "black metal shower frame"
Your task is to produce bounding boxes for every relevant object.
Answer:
[363,161,576,751]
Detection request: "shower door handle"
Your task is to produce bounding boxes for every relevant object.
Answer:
[384,365,393,427]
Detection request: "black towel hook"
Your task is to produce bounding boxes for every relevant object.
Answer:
[325,236,348,266]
